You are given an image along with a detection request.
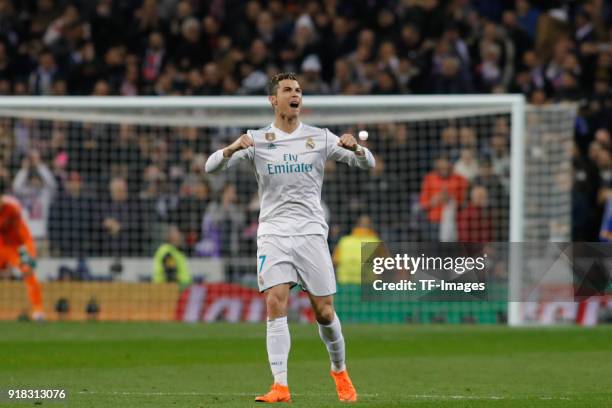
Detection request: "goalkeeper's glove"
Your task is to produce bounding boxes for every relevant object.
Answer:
[18,246,37,269]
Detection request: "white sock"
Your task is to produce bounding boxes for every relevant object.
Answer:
[317,313,346,372]
[267,316,290,386]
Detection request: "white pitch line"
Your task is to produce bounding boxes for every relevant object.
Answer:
[410,394,570,401]
[75,391,571,400]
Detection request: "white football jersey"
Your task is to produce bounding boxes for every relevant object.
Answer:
[205,122,375,237]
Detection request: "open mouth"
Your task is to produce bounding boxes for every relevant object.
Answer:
[289,101,300,108]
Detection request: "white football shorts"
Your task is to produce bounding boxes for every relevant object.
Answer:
[256,234,336,296]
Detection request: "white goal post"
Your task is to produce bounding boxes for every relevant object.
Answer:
[0,95,576,326]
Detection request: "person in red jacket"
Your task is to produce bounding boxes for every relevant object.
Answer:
[0,182,44,320]
[457,185,493,243]
[419,155,469,241]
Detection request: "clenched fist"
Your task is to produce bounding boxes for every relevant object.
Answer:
[337,133,364,155]
[224,134,254,157]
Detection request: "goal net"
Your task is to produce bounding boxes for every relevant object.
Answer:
[0,96,579,325]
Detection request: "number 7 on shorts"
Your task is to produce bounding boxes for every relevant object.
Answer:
[258,255,267,273]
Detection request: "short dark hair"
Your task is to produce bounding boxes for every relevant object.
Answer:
[267,72,298,96]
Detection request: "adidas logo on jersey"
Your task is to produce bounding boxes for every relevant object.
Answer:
[268,143,278,150]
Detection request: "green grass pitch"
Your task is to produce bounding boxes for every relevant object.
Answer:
[0,322,611,407]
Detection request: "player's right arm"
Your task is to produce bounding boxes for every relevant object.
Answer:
[205,133,254,174]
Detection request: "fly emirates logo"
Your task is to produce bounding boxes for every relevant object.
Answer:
[266,154,313,175]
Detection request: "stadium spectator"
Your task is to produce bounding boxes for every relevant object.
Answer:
[457,185,493,243]
[439,126,461,162]
[199,183,245,257]
[291,14,319,65]
[48,171,92,256]
[361,154,403,241]
[0,41,15,82]
[430,55,473,94]
[133,0,164,39]
[572,142,600,241]
[201,62,224,95]
[110,124,146,193]
[12,149,57,241]
[599,194,612,242]
[30,0,60,40]
[516,0,540,40]
[0,119,15,169]
[299,55,330,94]
[29,50,60,95]
[174,17,207,70]
[454,127,480,182]
[594,146,612,236]
[240,192,260,257]
[141,31,167,90]
[0,0,600,105]
[419,155,469,241]
[501,10,533,70]
[0,1,20,51]
[331,58,359,94]
[167,1,195,48]
[173,179,210,255]
[321,160,351,239]
[483,132,511,193]
[473,158,508,240]
[68,41,100,95]
[594,128,611,150]
[90,0,122,56]
[43,4,88,62]
[92,78,111,96]
[454,149,479,182]
[153,224,192,288]
[120,62,140,96]
[371,69,400,94]
[140,166,175,221]
[97,176,143,256]
[333,215,381,284]
[140,164,176,250]
[459,126,478,149]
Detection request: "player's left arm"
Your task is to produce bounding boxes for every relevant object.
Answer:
[326,131,375,170]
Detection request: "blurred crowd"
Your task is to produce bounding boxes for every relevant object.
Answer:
[0,0,608,99]
[0,0,611,260]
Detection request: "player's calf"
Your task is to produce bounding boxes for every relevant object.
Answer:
[309,294,335,325]
[264,284,290,319]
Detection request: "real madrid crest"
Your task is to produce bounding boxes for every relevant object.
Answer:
[265,132,276,142]
[306,137,315,149]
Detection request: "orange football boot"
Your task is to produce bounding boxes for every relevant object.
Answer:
[331,370,357,402]
[255,383,291,403]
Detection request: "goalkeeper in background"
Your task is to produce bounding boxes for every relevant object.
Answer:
[0,179,44,320]
[206,72,375,403]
